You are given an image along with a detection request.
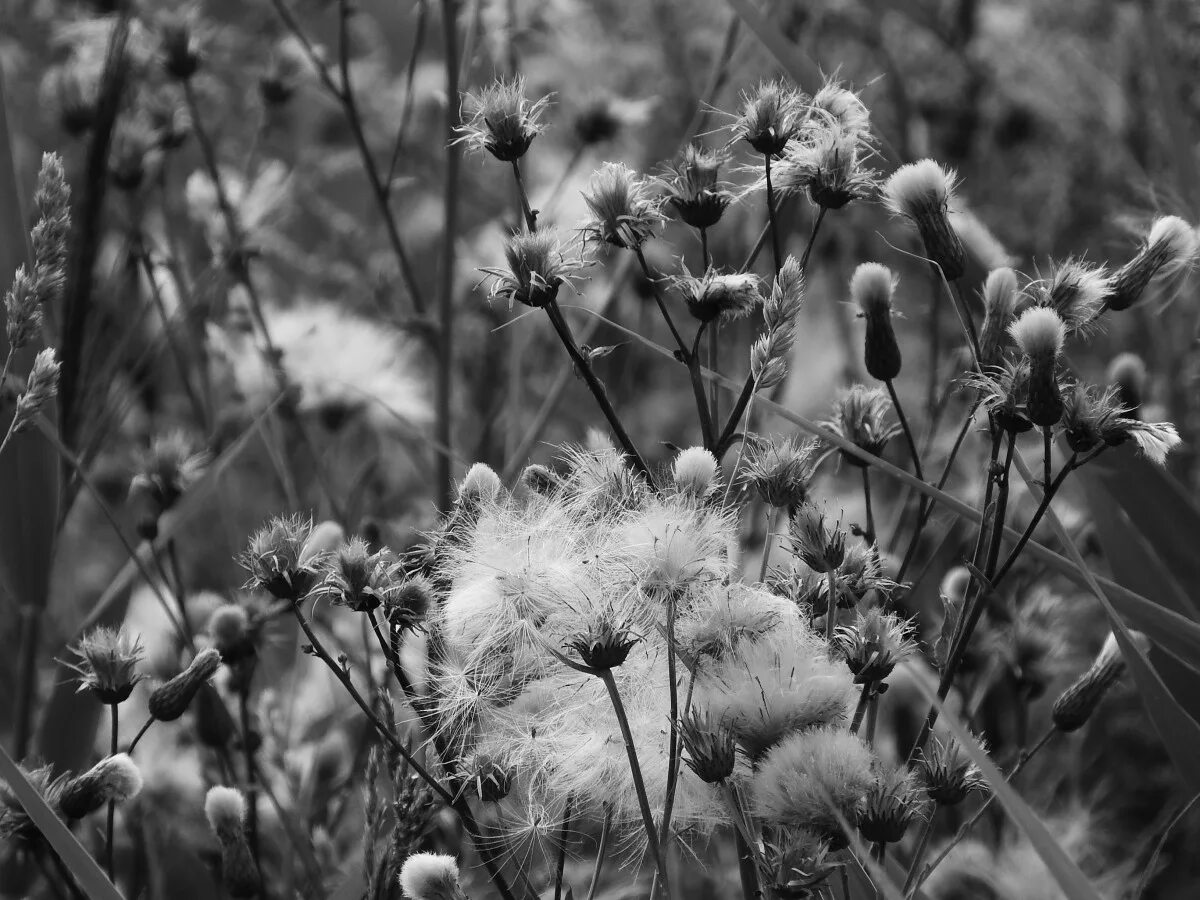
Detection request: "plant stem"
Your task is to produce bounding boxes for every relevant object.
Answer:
[990,454,1078,588]
[239,684,259,867]
[511,159,537,231]
[599,669,667,895]
[659,592,681,849]
[436,0,460,514]
[554,795,572,900]
[733,827,761,900]
[542,299,651,478]
[764,153,782,277]
[885,379,924,483]
[799,206,827,273]
[759,506,782,582]
[1042,426,1053,492]
[950,279,982,367]
[902,811,936,896]
[126,716,153,754]
[585,805,612,900]
[825,569,839,645]
[12,603,41,759]
[106,703,118,881]
[849,682,873,735]
[861,467,876,546]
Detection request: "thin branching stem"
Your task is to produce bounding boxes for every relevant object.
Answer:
[659,592,681,848]
[849,682,873,735]
[861,467,877,546]
[553,795,573,900]
[106,702,118,880]
[886,378,924,484]
[585,805,612,900]
[436,0,461,513]
[825,569,839,644]
[511,159,537,231]
[238,683,260,867]
[799,206,827,273]
[764,152,782,276]
[759,505,782,582]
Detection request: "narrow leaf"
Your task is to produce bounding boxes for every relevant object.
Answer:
[723,0,822,86]
[903,662,1104,900]
[0,744,124,900]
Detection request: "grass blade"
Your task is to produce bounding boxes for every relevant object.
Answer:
[902,661,1104,900]
[722,0,822,86]
[1011,450,1200,796]
[0,743,123,900]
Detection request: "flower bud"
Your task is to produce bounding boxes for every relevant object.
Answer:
[672,447,718,498]
[1106,352,1146,420]
[916,736,988,807]
[662,145,733,230]
[883,160,965,281]
[851,263,901,381]
[60,755,143,820]
[398,853,467,900]
[456,77,549,162]
[148,648,221,721]
[457,463,502,508]
[565,617,640,671]
[789,504,846,574]
[1052,631,1149,732]
[858,766,928,845]
[978,267,1019,367]
[519,463,559,496]
[679,711,737,784]
[1107,216,1198,311]
[204,787,260,899]
[1009,307,1065,427]
[207,605,254,664]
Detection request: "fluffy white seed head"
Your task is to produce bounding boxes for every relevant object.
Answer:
[850,262,895,316]
[983,267,1019,316]
[204,786,247,837]
[1009,306,1065,360]
[89,754,142,803]
[883,159,956,218]
[672,447,719,498]
[458,463,502,506]
[1147,215,1198,274]
[398,852,464,900]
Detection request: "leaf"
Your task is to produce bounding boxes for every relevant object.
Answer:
[0,744,123,900]
[722,0,822,87]
[902,661,1105,900]
[1012,450,1200,796]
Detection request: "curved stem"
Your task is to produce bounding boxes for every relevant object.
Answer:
[553,795,572,900]
[799,206,827,273]
[659,593,681,849]
[886,378,924,483]
[861,467,877,546]
[990,454,1078,589]
[436,0,460,513]
[126,716,153,755]
[759,506,782,583]
[542,300,650,478]
[849,682,873,735]
[239,685,260,867]
[825,569,840,644]
[599,669,667,894]
[511,158,537,232]
[764,153,782,277]
[585,805,612,900]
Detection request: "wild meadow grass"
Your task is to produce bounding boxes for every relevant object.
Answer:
[2,2,1200,899]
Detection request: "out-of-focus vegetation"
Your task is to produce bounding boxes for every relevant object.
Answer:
[1,0,1200,898]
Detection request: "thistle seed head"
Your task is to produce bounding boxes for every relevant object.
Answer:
[456,76,550,162]
[679,710,737,784]
[858,765,928,845]
[580,161,664,250]
[733,80,807,157]
[68,626,144,705]
[204,786,247,843]
[773,122,876,210]
[671,446,719,498]
[979,267,1020,367]
[660,144,733,229]
[834,608,917,685]
[789,504,847,574]
[0,764,68,848]
[916,736,988,806]
[677,270,763,323]
[851,263,901,381]
[1106,352,1147,419]
[481,229,584,309]
[564,614,641,671]
[824,385,900,467]
[744,436,820,511]
[457,462,503,508]
[1035,259,1111,335]
[241,514,322,601]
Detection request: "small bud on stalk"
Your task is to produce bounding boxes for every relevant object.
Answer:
[1106,216,1197,311]
[1009,307,1066,427]
[978,267,1019,367]
[204,787,261,899]
[850,263,901,381]
[60,755,143,820]
[148,648,221,721]
[1053,631,1149,732]
[883,160,965,281]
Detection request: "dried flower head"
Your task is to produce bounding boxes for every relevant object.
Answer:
[883,159,965,280]
[456,76,550,162]
[564,613,641,671]
[851,263,901,381]
[1107,215,1198,311]
[1053,631,1150,732]
[1061,383,1180,465]
[1035,259,1112,335]
[836,544,898,606]
[773,122,875,210]
[1009,307,1066,427]
[398,853,467,900]
[752,728,874,840]
[918,736,988,807]
[858,765,928,845]
[745,436,820,511]
[834,608,917,685]
[824,385,899,467]
[108,116,158,192]
[677,269,763,323]
[672,446,719,498]
[129,430,209,539]
[12,348,61,434]
[810,80,870,136]
[59,754,143,820]
[311,537,397,613]
[68,626,144,704]
[148,648,221,721]
[679,710,737,784]
[580,161,664,250]
[978,267,1020,367]
[457,462,503,510]
[964,360,1034,436]
[0,764,68,848]
[156,9,204,80]
[259,36,312,106]
[789,504,848,574]
[661,144,734,229]
[480,229,585,309]
[1106,352,1147,419]
[241,514,323,601]
[733,80,807,156]
[699,632,854,760]
[383,575,435,632]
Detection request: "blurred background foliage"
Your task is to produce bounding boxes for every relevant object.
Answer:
[1,0,1200,897]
